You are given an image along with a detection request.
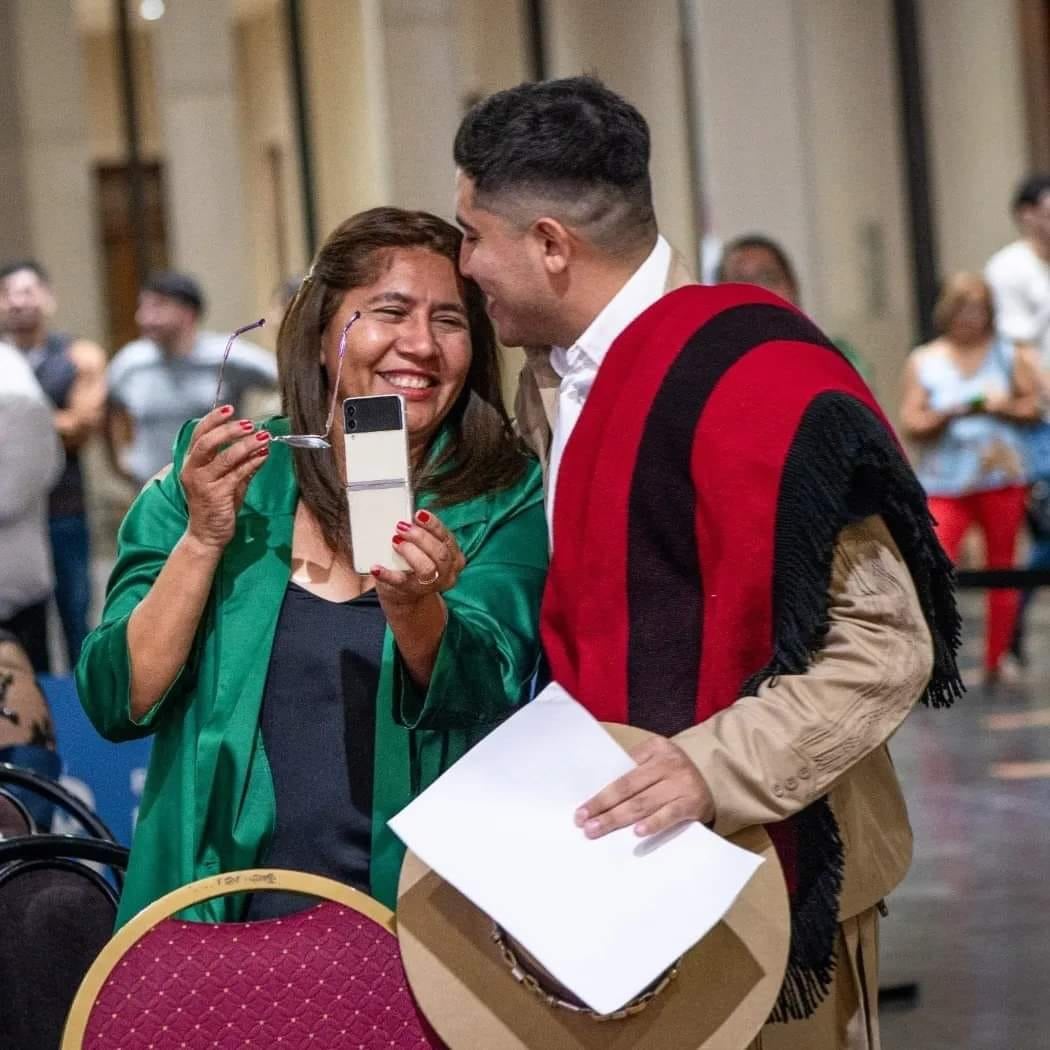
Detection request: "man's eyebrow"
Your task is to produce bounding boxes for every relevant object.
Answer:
[455,214,476,233]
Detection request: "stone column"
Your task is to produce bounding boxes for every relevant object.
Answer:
[152,0,253,330]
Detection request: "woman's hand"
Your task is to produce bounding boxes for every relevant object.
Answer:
[180,406,271,552]
[372,509,466,606]
[372,510,465,688]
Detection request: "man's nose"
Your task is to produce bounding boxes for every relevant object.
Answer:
[459,241,475,278]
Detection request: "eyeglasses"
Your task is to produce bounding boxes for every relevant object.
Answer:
[270,311,362,450]
[211,318,266,412]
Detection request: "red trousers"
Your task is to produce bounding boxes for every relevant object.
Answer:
[928,485,1027,673]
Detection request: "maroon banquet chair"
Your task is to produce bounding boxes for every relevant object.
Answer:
[62,868,444,1050]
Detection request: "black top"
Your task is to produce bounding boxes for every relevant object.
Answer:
[244,582,385,920]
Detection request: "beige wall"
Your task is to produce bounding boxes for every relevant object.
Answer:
[920,0,1030,277]
[4,0,104,344]
[82,29,163,164]
[0,3,32,257]
[381,0,463,220]
[690,0,913,408]
[796,0,914,396]
[304,0,393,238]
[235,0,308,335]
[455,0,530,98]
[545,0,698,266]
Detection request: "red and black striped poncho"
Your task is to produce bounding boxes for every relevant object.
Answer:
[540,283,961,1021]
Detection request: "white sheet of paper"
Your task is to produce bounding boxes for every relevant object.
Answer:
[388,682,764,1016]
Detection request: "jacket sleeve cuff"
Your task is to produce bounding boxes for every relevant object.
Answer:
[77,614,191,742]
[393,609,529,732]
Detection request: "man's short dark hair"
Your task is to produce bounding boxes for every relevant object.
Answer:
[716,234,799,297]
[1012,173,1050,212]
[142,271,205,316]
[454,76,656,253]
[0,259,50,285]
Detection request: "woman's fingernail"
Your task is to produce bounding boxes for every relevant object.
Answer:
[255,431,270,442]
[416,510,432,524]
[253,446,269,458]
[371,566,384,578]
[392,535,404,546]
[584,819,601,836]
[219,405,234,416]
[634,823,648,837]
[574,807,588,826]
[395,520,411,532]
[239,420,253,431]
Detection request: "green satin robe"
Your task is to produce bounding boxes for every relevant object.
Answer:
[76,418,548,927]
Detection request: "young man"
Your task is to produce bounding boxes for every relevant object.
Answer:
[453,77,960,1049]
[986,173,1050,369]
[106,271,277,488]
[0,261,107,668]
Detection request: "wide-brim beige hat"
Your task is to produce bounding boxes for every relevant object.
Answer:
[396,722,789,1050]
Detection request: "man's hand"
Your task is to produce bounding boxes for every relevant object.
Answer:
[575,736,715,839]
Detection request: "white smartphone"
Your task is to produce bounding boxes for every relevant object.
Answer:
[343,394,413,574]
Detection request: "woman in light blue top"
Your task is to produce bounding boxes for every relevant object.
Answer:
[901,272,1041,682]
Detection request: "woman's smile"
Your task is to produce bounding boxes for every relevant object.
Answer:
[376,369,440,399]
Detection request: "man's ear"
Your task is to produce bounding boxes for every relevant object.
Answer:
[531,217,573,276]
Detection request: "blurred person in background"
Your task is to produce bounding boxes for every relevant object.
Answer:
[986,173,1050,369]
[0,260,106,669]
[901,273,1041,684]
[105,271,277,489]
[717,233,873,381]
[77,208,547,927]
[985,173,1050,661]
[0,342,64,672]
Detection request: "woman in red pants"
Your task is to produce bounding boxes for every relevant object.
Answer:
[901,273,1042,683]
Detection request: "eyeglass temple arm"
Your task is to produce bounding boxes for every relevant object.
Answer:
[322,311,362,434]
[212,317,266,410]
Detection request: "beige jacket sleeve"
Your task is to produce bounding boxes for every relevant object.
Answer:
[674,514,934,836]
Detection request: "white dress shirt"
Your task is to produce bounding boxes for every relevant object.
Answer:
[547,235,672,538]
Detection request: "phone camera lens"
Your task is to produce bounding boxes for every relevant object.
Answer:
[347,420,357,431]
[346,405,356,416]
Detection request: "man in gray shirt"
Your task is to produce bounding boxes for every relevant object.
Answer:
[105,271,278,486]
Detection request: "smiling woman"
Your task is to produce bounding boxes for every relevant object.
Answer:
[76,207,548,927]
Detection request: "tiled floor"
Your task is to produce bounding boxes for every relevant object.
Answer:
[880,591,1050,1049]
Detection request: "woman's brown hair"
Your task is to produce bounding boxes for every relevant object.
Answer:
[932,272,996,337]
[277,207,527,552]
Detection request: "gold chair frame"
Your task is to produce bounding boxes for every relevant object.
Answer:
[61,868,396,1050]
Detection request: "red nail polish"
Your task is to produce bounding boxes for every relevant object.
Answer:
[219,405,234,416]
[239,420,253,431]
[253,446,269,458]
[255,431,270,442]
[416,510,431,524]
[392,535,404,546]
[395,521,411,532]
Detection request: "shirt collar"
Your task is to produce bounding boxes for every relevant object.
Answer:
[551,235,671,378]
